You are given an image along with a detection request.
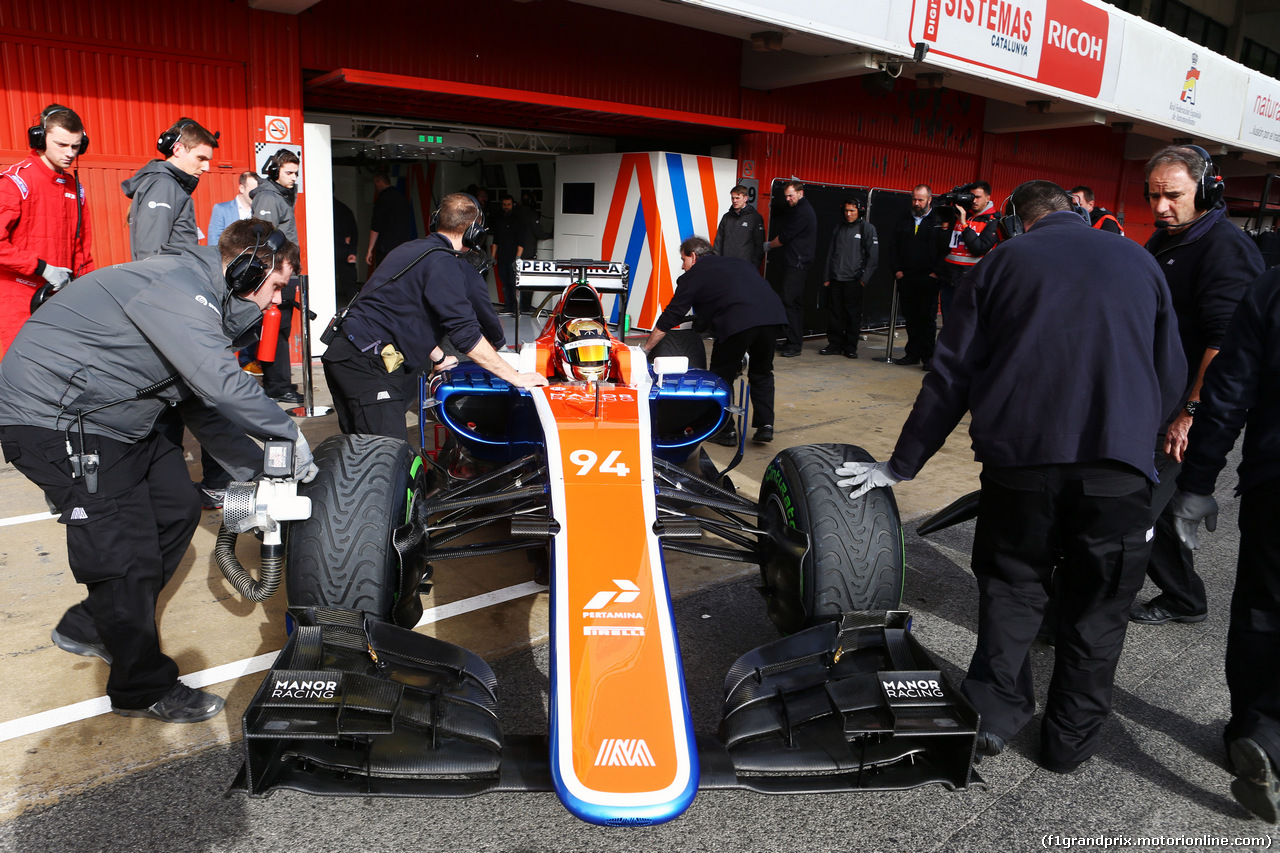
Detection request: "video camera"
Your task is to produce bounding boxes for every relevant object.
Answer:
[935,185,977,211]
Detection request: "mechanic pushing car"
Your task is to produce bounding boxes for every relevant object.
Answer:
[838,181,1185,774]
[0,219,314,724]
[642,236,786,445]
[322,191,547,440]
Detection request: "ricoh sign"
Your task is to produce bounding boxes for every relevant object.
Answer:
[911,0,1111,98]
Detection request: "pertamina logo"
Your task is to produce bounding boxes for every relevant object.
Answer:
[594,738,656,767]
[582,579,644,636]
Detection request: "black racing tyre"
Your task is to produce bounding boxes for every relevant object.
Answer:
[649,328,707,370]
[758,443,904,634]
[287,434,423,623]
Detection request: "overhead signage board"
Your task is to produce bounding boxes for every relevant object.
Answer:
[907,0,1115,100]
[1242,75,1280,157]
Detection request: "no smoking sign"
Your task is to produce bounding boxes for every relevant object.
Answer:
[264,115,292,144]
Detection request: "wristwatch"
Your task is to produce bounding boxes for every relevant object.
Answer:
[1184,400,1200,418]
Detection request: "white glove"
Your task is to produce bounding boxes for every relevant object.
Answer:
[835,460,902,500]
[1170,490,1218,550]
[42,265,72,291]
[293,432,318,483]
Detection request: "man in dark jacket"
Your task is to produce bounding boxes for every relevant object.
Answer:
[366,172,414,270]
[766,180,817,357]
[323,193,547,439]
[643,236,786,444]
[891,184,949,368]
[0,219,308,725]
[712,185,765,267]
[820,198,877,359]
[1131,146,1265,627]
[251,149,303,403]
[838,181,1185,774]
[121,118,218,260]
[490,193,536,314]
[1170,266,1280,823]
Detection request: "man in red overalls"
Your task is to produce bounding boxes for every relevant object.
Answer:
[0,104,93,356]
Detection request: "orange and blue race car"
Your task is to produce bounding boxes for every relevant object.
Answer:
[226,259,982,826]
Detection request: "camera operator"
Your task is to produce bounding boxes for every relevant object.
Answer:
[941,181,998,318]
[0,220,310,725]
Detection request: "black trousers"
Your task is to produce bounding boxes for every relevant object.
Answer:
[709,325,777,428]
[1225,483,1280,771]
[825,279,863,354]
[779,266,807,348]
[262,280,298,397]
[898,273,940,361]
[1144,444,1208,614]
[498,254,519,313]
[322,336,413,440]
[0,425,198,708]
[962,461,1153,770]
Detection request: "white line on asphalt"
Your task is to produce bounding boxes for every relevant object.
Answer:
[0,581,546,743]
[0,510,56,528]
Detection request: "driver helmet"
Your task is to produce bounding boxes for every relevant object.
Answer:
[557,317,611,381]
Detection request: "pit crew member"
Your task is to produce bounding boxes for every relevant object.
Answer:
[0,103,93,356]
[322,192,547,440]
[1131,146,1265,627]
[122,118,218,259]
[836,181,1184,773]
[765,180,816,358]
[820,198,877,359]
[251,148,303,404]
[1068,185,1124,236]
[0,219,310,724]
[712,185,765,267]
[642,236,786,445]
[1169,262,1280,823]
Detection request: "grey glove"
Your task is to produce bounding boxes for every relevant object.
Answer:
[835,460,903,500]
[42,264,72,291]
[1170,490,1218,550]
[293,432,318,483]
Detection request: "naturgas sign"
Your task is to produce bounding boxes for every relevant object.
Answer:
[911,0,1112,99]
[1242,75,1280,155]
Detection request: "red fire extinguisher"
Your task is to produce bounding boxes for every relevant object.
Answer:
[257,304,281,362]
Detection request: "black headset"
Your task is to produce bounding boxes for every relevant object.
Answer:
[1144,144,1224,211]
[156,117,218,158]
[28,104,88,155]
[225,223,288,295]
[997,181,1076,241]
[429,192,487,249]
[262,148,295,182]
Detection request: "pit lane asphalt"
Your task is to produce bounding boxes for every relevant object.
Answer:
[1,455,1275,851]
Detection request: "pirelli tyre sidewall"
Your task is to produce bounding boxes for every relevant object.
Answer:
[648,327,708,370]
[759,443,905,633]
[287,434,423,623]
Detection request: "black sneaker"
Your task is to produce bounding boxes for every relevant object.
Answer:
[195,483,224,510]
[50,628,112,664]
[272,390,304,405]
[1230,737,1280,823]
[818,345,842,355]
[752,425,774,443]
[112,682,225,724]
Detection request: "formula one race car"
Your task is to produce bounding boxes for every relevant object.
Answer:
[226,259,981,825]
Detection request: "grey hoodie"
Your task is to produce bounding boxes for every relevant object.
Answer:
[0,247,296,479]
[250,179,297,243]
[121,160,201,260]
